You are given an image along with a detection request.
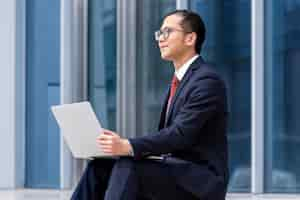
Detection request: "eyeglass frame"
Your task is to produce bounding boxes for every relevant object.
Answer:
[154,27,193,41]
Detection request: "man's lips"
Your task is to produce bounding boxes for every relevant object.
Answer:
[159,45,168,50]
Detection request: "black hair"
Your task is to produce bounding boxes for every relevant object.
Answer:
[163,10,206,54]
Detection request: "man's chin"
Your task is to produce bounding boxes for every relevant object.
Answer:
[160,53,172,61]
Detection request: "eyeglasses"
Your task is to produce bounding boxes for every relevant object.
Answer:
[154,27,192,41]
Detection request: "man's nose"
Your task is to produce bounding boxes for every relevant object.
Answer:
[158,34,165,43]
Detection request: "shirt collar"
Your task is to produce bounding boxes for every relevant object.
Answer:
[175,54,199,81]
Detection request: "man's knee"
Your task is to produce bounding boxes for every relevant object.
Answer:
[108,157,137,181]
[85,159,115,178]
[83,160,97,179]
[113,157,135,169]
[105,158,138,199]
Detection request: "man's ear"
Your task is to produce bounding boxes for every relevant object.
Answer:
[185,32,197,47]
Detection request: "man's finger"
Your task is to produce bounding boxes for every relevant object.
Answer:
[97,134,113,140]
[103,150,113,154]
[97,141,112,147]
[101,149,112,154]
[99,147,112,151]
[102,129,116,135]
[97,140,112,145]
[97,144,111,150]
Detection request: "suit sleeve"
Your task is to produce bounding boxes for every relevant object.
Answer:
[129,76,225,159]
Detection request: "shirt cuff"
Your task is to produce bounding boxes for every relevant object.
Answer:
[128,141,134,156]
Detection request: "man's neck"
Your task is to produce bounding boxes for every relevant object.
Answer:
[173,51,198,70]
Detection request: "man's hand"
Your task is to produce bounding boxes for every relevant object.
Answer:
[97,129,133,156]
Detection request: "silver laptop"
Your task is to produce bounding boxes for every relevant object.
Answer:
[51,101,112,159]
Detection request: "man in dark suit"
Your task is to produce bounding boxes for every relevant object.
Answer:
[71,10,228,200]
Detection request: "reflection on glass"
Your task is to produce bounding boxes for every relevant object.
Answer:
[88,0,116,130]
[136,0,176,136]
[265,0,300,193]
[190,0,251,192]
[26,0,60,188]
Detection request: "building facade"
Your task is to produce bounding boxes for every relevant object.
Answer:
[1,0,300,195]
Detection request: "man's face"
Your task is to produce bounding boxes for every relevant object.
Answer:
[158,14,189,61]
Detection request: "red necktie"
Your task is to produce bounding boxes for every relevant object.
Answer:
[167,75,180,114]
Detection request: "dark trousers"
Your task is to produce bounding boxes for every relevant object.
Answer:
[71,157,198,200]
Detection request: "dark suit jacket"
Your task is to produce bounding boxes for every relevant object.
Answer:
[129,56,229,200]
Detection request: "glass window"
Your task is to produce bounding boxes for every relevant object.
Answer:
[264,0,300,193]
[190,0,252,192]
[136,0,176,136]
[25,0,60,188]
[88,0,117,130]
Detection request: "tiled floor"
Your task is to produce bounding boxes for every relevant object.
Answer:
[227,193,300,200]
[0,190,71,200]
[0,190,299,200]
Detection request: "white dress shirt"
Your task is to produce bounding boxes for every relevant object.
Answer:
[174,54,199,81]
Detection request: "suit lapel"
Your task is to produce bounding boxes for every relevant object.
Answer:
[165,56,204,126]
[158,88,170,130]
